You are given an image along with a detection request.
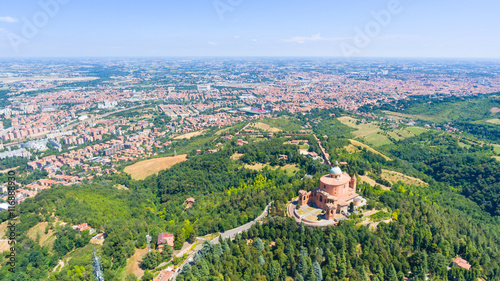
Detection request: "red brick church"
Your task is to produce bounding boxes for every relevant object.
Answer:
[298,161,365,220]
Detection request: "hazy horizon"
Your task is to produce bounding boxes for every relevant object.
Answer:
[1,0,499,58]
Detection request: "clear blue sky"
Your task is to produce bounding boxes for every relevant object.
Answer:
[0,0,499,58]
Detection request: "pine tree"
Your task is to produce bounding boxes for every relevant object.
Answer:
[254,238,265,252]
[259,255,265,266]
[269,260,281,280]
[306,266,318,281]
[397,271,405,281]
[299,255,309,276]
[376,263,384,279]
[358,265,368,281]
[337,260,346,279]
[388,264,398,281]
[312,261,323,281]
[327,252,336,269]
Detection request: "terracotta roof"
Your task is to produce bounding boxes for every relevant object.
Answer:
[453,257,471,270]
[157,232,174,246]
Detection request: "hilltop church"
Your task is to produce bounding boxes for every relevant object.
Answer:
[298,161,366,220]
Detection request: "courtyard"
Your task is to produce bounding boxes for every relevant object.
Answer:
[288,200,344,226]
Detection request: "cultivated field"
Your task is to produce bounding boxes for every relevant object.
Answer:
[337,116,392,147]
[0,221,9,252]
[244,163,267,170]
[27,222,57,250]
[231,153,244,160]
[381,169,428,187]
[485,118,500,124]
[122,248,148,279]
[382,110,436,121]
[358,175,390,190]
[244,163,299,174]
[124,154,188,180]
[174,130,206,139]
[348,139,391,161]
[493,144,500,154]
[249,122,282,132]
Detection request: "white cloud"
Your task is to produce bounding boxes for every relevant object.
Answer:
[0,16,19,23]
[284,33,347,44]
[252,39,258,42]
[208,41,218,46]
[234,35,240,39]
[284,33,324,44]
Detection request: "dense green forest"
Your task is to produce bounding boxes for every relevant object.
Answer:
[1,106,500,280]
[358,93,500,142]
[0,90,11,108]
[377,131,500,216]
[359,93,499,122]
[178,179,500,281]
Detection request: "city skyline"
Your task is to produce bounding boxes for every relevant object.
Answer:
[0,0,499,58]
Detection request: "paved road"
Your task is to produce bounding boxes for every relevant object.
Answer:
[170,201,273,280]
[313,134,331,166]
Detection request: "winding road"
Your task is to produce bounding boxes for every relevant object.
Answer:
[170,201,273,280]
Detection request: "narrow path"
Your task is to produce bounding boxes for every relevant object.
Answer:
[313,135,331,166]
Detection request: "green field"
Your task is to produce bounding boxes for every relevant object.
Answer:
[485,118,500,125]
[386,127,423,141]
[337,116,392,147]
[261,117,303,132]
[363,133,393,147]
[493,144,500,155]
[384,97,499,123]
[406,127,427,135]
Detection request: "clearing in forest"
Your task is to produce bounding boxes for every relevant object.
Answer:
[231,153,244,160]
[358,175,390,190]
[174,130,206,139]
[485,118,500,124]
[27,222,57,250]
[249,122,282,132]
[381,169,428,187]
[348,139,391,161]
[122,248,148,279]
[337,116,392,147]
[124,154,188,180]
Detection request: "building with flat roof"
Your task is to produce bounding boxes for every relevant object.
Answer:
[197,84,211,91]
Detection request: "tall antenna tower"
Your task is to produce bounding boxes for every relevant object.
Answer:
[93,249,105,281]
[146,233,152,252]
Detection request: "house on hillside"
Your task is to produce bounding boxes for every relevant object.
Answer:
[157,232,174,253]
[73,223,95,234]
[452,257,471,270]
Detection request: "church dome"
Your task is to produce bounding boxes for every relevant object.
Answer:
[330,166,342,175]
